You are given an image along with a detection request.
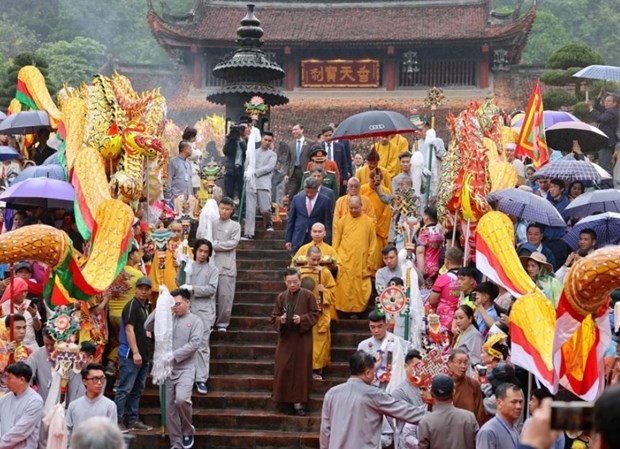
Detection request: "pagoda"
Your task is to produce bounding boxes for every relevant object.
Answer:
[206,4,288,122]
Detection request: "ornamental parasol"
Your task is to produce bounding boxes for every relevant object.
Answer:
[486,188,566,227]
[545,121,609,153]
[0,177,74,209]
[0,110,51,135]
[331,110,418,140]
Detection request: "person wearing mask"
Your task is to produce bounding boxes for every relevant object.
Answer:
[417,375,478,449]
[179,239,219,395]
[476,383,524,449]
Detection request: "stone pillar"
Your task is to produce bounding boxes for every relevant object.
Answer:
[386,46,396,91]
[479,44,490,89]
[283,46,295,91]
[191,45,204,89]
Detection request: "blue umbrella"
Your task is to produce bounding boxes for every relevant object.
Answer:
[573,65,620,83]
[563,190,620,218]
[533,159,602,183]
[0,146,22,162]
[486,188,566,227]
[563,212,620,249]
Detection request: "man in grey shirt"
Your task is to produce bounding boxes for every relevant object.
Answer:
[418,375,479,449]
[167,140,193,199]
[146,288,204,449]
[476,383,524,449]
[320,350,424,449]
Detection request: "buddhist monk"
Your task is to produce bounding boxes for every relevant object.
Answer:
[371,134,409,179]
[333,177,376,226]
[333,195,376,315]
[355,148,392,191]
[360,169,393,273]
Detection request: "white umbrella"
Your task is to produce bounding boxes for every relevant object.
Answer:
[573,65,620,82]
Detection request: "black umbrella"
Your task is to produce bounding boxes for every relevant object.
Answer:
[0,110,50,135]
[545,121,609,153]
[331,110,418,140]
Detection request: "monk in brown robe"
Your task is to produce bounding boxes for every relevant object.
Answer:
[271,267,320,416]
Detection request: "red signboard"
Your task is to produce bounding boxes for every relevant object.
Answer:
[301,59,380,88]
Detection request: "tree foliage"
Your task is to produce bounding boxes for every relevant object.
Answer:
[542,89,578,110]
[36,37,106,87]
[546,44,604,70]
[0,53,57,108]
[522,11,572,66]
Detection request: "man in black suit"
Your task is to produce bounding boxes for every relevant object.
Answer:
[329,122,352,194]
[588,93,618,188]
[284,124,313,199]
[321,126,349,196]
[285,177,333,254]
[310,166,336,215]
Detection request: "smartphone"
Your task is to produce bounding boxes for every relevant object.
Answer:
[551,401,594,431]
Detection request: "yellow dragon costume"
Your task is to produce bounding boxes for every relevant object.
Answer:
[3,65,168,306]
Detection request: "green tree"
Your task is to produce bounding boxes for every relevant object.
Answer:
[522,11,572,65]
[541,44,604,99]
[36,37,106,87]
[0,19,41,60]
[542,89,578,110]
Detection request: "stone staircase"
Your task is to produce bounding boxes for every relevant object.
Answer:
[130,222,370,449]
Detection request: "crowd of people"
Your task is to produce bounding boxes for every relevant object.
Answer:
[0,89,617,449]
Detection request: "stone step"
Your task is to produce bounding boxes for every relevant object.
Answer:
[228,316,369,332]
[139,389,326,412]
[237,269,285,281]
[236,249,291,261]
[231,291,282,304]
[129,428,318,449]
[210,342,355,364]
[236,280,288,292]
[238,259,292,270]
[209,359,349,377]
[211,329,367,347]
[239,238,288,250]
[206,374,338,394]
[141,408,321,433]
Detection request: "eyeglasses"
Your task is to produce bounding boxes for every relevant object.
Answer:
[86,376,106,383]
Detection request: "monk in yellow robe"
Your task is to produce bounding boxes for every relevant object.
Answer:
[356,148,392,191]
[293,223,338,263]
[300,246,336,377]
[360,169,393,273]
[334,177,377,227]
[371,134,409,179]
[149,221,184,304]
[333,195,376,314]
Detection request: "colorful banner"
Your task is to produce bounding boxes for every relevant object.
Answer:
[515,79,549,168]
[300,59,380,88]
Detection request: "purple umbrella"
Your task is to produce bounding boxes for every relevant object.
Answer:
[512,110,580,129]
[486,188,566,227]
[0,177,74,209]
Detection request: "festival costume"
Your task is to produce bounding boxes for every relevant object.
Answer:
[333,213,376,313]
[271,288,319,405]
[333,194,376,227]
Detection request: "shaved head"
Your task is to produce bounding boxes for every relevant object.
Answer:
[311,223,325,232]
[349,195,362,217]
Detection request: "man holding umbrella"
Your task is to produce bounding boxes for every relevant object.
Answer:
[587,92,618,187]
[30,128,56,166]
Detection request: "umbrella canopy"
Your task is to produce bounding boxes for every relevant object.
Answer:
[14,165,67,183]
[533,159,602,183]
[511,110,580,129]
[0,111,50,135]
[573,65,620,82]
[331,110,418,140]
[0,146,22,162]
[486,188,567,227]
[0,177,74,209]
[545,121,609,153]
[564,189,620,218]
[564,212,620,249]
[0,111,6,122]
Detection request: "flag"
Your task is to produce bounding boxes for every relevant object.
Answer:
[516,80,549,168]
[475,212,557,392]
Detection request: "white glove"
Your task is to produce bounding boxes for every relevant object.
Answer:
[180,284,193,292]
[422,168,431,177]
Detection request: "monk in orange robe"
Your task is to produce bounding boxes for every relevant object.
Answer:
[360,169,393,273]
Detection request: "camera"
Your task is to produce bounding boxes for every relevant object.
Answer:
[551,401,594,431]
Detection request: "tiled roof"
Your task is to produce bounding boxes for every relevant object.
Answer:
[148,2,535,48]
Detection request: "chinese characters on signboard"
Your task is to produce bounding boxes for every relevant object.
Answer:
[301,59,380,88]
